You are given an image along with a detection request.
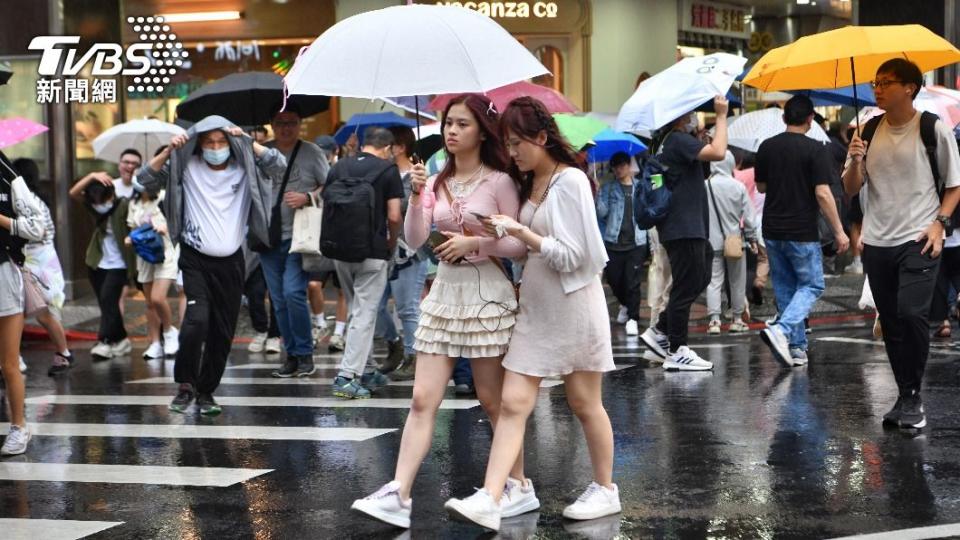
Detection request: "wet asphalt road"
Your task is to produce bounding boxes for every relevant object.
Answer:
[5,324,960,539]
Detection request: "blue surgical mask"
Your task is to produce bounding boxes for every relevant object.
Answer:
[93,202,113,214]
[685,113,700,134]
[202,147,230,166]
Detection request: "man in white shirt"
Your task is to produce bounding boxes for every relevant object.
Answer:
[843,58,960,430]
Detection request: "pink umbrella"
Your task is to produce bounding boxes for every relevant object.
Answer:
[851,88,960,128]
[428,81,577,114]
[0,117,49,149]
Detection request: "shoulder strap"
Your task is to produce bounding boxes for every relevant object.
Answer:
[274,140,302,208]
[919,111,942,194]
[706,175,727,237]
[860,114,883,145]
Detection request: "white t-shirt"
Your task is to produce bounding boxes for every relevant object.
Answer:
[99,220,126,269]
[112,178,135,199]
[859,112,960,247]
[181,157,249,257]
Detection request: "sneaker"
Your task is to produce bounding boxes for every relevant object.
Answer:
[361,370,389,392]
[380,339,405,374]
[761,325,793,367]
[47,352,72,376]
[882,396,903,427]
[248,332,268,353]
[111,338,132,356]
[328,334,346,352]
[624,319,639,336]
[728,320,750,334]
[615,305,629,324]
[168,383,195,413]
[265,337,283,355]
[846,259,864,275]
[197,393,222,416]
[899,390,926,429]
[663,346,713,371]
[312,326,327,349]
[562,482,621,521]
[297,355,316,377]
[90,341,113,361]
[272,356,299,378]
[501,478,540,518]
[351,480,412,529]
[332,376,371,399]
[640,327,669,359]
[707,319,721,335]
[0,425,31,456]
[445,488,502,531]
[18,355,26,373]
[391,355,417,381]
[454,383,475,396]
[163,327,180,356]
[804,318,812,335]
[143,341,164,360]
[789,347,808,367]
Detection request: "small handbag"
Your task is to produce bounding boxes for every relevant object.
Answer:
[21,267,47,317]
[707,176,744,260]
[129,223,165,264]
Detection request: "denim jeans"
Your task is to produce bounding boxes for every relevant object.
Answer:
[453,357,473,386]
[376,259,429,356]
[260,239,313,357]
[764,239,825,350]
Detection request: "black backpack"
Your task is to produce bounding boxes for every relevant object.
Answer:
[320,156,392,262]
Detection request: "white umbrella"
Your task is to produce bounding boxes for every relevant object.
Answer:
[723,108,830,153]
[93,119,185,163]
[284,4,548,99]
[615,53,747,132]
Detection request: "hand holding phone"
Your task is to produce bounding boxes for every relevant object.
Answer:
[470,211,489,221]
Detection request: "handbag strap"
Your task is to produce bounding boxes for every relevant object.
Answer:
[706,174,728,238]
[274,140,302,210]
[438,177,513,283]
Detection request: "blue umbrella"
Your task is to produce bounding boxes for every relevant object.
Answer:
[586,129,647,163]
[696,90,742,113]
[334,112,418,145]
[790,84,876,107]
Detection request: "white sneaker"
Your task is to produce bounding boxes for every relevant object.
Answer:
[728,320,750,334]
[163,327,180,356]
[501,477,540,518]
[640,327,669,359]
[663,346,713,371]
[624,319,639,336]
[846,259,864,274]
[18,356,26,373]
[761,325,793,367]
[351,480,412,529]
[789,347,809,367]
[90,341,113,360]
[1,424,31,456]
[445,488,502,531]
[111,338,132,356]
[562,482,622,521]
[248,332,268,353]
[615,306,629,324]
[328,334,346,352]
[143,341,164,360]
[265,337,282,355]
[707,319,721,335]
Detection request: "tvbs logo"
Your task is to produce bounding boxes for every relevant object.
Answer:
[28,37,151,77]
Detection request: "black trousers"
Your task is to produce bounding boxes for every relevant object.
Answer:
[175,244,244,395]
[244,265,280,338]
[604,244,647,321]
[929,246,960,322]
[656,238,712,351]
[864,242,941,395]
[88,268,128,343]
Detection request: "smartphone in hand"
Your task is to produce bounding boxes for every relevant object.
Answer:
[428,230,447,249]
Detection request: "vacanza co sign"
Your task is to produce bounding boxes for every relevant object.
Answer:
[432,1,560,18]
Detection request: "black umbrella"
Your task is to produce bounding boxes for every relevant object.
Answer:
[175,71,330,126]
[0,62,12,86]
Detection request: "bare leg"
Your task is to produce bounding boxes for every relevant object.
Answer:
[563,371,614,488]
[393,353,456,500]
[336,290,348,325]
[36,309,68,354]
[143,282,160,343]
[470,357,525,482]
[482,371,541,500]
[308,281,325,317]
[0,313,26,426]
[150,278,174,331]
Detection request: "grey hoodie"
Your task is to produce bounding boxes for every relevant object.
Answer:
[706,151,758,253]
[136,115,286,250]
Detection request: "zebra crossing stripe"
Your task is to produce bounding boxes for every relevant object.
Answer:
[0,462,271,487]
[0,422,395,442]
[0,518,123,540]
[25,394,480,410]
[127,376,569,388]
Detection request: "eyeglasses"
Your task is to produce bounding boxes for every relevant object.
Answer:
[870,79,904,90]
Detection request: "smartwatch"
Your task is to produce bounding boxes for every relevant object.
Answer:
[936,215,951,228]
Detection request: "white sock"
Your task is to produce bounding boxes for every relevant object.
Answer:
[335,321,346,336]
[313,314,326,328]
[853,255,861,264]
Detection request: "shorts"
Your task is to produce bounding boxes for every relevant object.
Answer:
[0,261,24,318]
[309,270,340,288]
[848,194,863,225]
[137,244,179,284]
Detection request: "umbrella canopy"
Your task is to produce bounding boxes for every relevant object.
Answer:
[285,4,547,99]
[382,96,437,121]
[92,119,185,163]
[586,129,647,163]
[616,53,747,132]
[724,108,830,153]
[0,118,48,149]
[176,71,330,126]
[428,81,577,114]
[789,83,876,107]
[0,62,12,86]
[553,114,608,150]
[851,87,960,128]
[334,112,417,146]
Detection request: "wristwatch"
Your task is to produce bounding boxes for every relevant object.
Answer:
[935,214,951,228]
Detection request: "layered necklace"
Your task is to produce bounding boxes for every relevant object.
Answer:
[446,163,484,198]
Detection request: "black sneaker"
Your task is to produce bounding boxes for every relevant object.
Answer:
[272,356,299,378]
[380,339,404,374]
[882,396,903,427]
[169,384,195,413]
[297,355,316,377]
[899,391,926,429]
[197,393,222,416]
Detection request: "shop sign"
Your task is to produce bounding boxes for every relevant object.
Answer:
[679,0,750,40]
[433,1,560,18]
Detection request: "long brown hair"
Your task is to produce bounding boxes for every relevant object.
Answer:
[499,96,588,202]
[434,93,514,194]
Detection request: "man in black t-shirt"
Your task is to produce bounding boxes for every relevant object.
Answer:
[328,127,405,399]
[640,95,729,372]
[756,95,848,368]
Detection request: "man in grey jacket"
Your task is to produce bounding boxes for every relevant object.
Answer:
[138,115,286,415]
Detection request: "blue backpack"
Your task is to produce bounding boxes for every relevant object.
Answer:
[633,155,671,230]
[129,223,165,264]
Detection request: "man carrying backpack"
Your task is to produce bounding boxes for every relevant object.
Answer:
[322,127,404,399]
[843,59,960,430]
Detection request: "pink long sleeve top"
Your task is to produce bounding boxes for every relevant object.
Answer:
[405,170,527,263]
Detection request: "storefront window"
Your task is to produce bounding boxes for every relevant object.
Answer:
[532,45,564,93]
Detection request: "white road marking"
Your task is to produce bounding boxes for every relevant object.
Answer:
[0,462,270,487]
[829,523,960,540]
[26,394,479,410]
[1,518,123,540]
[0,422,394,442]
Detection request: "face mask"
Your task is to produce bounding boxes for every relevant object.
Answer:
[202,147,230,166]
[93,202,113,214]
[685,113,699,134]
